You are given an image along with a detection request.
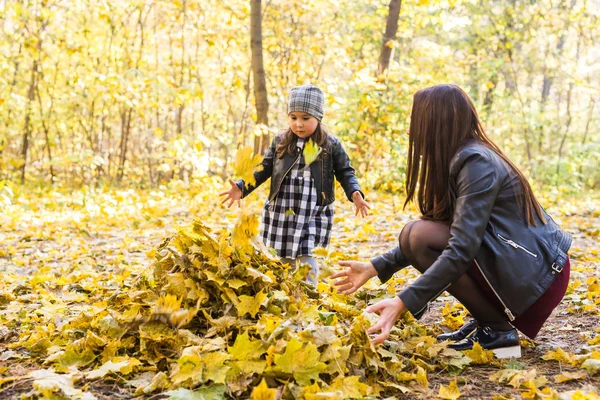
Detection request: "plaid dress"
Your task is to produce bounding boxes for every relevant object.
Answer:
[262,138,334,259]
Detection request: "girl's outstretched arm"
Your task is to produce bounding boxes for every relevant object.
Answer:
[352,191,370,217]
[219,179,243,208]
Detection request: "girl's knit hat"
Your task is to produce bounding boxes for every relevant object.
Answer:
[288,84,324,121]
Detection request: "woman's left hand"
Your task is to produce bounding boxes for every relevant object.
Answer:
[365,297,407,345]
[352,191,370,217]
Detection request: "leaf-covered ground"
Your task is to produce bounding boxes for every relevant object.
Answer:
[0,181,599,399]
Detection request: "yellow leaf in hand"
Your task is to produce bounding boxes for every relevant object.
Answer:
[303,138,321,166]
[234,146,264,187]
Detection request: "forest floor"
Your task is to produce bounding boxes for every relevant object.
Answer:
[0,182,598,399]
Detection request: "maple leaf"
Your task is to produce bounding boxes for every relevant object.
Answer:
[86,356,141,379]
[542,347,575,365]
[273,337,327,385]
[133,372,169,396]
[236,290,268,318]
[553,370,587,383]
[233,146,264,187]
[303,138,322,167]
[438,378,461,400]
[227,331,267,374]
[49,348,96,372]
[231,211,260,251]
[228,331,266,360]
[581,359,600,375]
[251,378,277,400]
[164,386,227,400]
[170,350,231,386]
[463,342,496,364]
[329,375,372,398]
[29,369,97,400]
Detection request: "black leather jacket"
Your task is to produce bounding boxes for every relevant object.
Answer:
[236,133,362,206]
[372,142,572,321]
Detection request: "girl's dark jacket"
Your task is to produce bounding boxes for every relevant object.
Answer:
[236,133,363,206]
[372,142,572,321]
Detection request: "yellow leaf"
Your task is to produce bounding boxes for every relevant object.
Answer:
[233,146,263,187]
[303,138,322,166]
[86,357,141,379]
[285,208,295,216]
[251,378,277,400]
[231,211,260,251]
[438,378,461,400]
[329,375,371,398]
[170,350,230,386]
[236,290,267,318]
[542,347,574,365]
[581,359,600,375]
[416,366,429,387]
[227,331,267,373]
[553,370,587,383]
[464,342,495,364]
[273,337,327,385]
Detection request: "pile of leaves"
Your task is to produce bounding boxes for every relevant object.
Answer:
[1,187,599,399]
[1,210,483,399]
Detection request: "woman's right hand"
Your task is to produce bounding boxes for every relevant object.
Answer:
[219,179,242,208]
[331,261,378,294]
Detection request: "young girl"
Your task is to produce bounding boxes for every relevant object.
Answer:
[332,84,571,358]
[220,84,370,284]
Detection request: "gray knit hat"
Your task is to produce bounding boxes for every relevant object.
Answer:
[287,84,325,121]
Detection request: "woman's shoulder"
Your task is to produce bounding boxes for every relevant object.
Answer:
[450,142,504,176]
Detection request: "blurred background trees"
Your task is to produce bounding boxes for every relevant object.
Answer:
[0,0,598,192]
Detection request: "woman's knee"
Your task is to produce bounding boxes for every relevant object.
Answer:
[400,219,450,257]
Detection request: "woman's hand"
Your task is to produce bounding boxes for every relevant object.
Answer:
[219,179,242,208]
[366,297,407,345]
[351,191,370,217]
[331,261,378,294]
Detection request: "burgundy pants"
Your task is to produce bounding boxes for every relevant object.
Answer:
[468,257,571,339]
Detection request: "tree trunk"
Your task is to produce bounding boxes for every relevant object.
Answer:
[21,59,38,183]
[378,0,402,76]
[251,0,269,154]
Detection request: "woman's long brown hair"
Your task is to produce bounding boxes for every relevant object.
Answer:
[404,84,545,226]
[275,123,331,159]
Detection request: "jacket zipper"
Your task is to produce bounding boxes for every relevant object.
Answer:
[270,154,301,204]
[473,259,515,321]
[497,234,538,258]
[321,156,326,202]
[412,283,451,318]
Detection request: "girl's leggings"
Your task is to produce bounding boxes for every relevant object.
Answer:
[281,256,319,285]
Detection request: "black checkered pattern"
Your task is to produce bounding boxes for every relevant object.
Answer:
[262,138,333,259]
[287,84,325,121]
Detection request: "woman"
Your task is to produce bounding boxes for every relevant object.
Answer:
[331,84,571,358]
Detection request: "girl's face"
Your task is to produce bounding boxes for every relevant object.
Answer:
[288,112,319,139]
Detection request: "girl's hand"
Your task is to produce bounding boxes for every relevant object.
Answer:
[219,179,242,208]
[366,297,407,345]
[351,191,370,217]
[331,260,378,294]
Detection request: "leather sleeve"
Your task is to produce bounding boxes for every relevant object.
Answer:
[235,138,277,198]
[371,247,406,284]
[331,139,363,202]
[398,150,502,315]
